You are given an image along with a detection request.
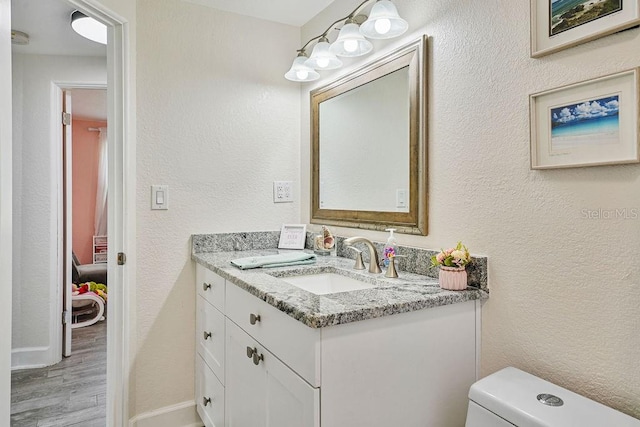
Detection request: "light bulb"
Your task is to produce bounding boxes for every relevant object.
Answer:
[296,69,309,80]
[374,18,391,35]
[344,39,358,53]
[316,58,330,68]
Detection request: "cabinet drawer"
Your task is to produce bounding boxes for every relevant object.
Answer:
[225,283,321,386]
[196,355,225,427]
[197,295,225,383]
[196,264,225,311]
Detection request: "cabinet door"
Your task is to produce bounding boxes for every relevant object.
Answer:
[264,347,320,427]
[226,320,266,427]
[226,320,319,427]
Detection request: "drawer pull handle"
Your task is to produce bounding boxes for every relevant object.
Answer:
[249,313,261,325]
[203,397,212,407]
[253,351,264,366]
[246,346,264,365]
[203,331,212,340]
[202,282,212,291]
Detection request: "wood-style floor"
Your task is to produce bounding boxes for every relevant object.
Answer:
[11,320,107,427]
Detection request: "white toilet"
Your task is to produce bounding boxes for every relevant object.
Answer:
[466,367,640,427]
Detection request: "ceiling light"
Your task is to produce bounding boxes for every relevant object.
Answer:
[285,0,408,82]
[305,37,343,70]
[285,52,320,82]
[360,0,408,39]
[71,11,107,45]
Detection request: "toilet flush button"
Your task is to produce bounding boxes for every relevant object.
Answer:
[537,393,564,407]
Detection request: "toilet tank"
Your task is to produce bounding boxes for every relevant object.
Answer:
[466,367,640,427]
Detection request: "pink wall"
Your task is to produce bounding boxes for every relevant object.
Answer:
[72,119,106,265]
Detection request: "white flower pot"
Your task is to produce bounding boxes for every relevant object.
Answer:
[438,266,468,290]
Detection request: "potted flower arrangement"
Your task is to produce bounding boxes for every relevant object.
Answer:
[431,242,471,290]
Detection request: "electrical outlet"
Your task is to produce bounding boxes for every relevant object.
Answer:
[396,189,407,208]
[273,181,293,203]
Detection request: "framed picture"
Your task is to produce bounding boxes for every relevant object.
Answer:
[530,0,640,57]
[530,68,639,169]
[278,224,307,250]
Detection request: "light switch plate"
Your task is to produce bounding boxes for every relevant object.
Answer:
[151,185,168,210]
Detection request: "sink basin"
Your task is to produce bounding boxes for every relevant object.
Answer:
[279,272,375,295]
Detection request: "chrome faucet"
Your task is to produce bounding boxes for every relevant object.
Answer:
[343,237,382,274]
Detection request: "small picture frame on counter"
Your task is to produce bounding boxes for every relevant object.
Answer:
[278,224,307,250]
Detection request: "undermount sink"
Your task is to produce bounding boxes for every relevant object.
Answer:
[279,272,375,295]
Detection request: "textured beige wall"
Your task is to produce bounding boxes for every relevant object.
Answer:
[135,0,301,416]
[302,0,640,418]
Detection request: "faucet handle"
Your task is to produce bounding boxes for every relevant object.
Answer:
[385,255,406,278]
[347,247,366,270]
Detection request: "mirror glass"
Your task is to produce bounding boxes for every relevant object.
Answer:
[311,36,427,235]
[319,68,410,212]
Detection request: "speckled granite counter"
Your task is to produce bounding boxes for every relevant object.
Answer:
[192,247,488,329]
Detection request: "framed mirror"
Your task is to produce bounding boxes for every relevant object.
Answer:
[311,36,428,235]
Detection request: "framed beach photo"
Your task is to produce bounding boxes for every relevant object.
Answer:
[278,224,307,250]
[530,69,639,169]
[530,0,640,57]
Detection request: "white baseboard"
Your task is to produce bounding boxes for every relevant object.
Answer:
[11,346,56,370]
[129,400,202,427]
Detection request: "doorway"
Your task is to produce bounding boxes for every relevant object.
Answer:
[61,86,108,358]
[6,0,133,425]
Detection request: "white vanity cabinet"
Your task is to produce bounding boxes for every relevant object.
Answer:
[195,264,320,427]
[195,263,478,427]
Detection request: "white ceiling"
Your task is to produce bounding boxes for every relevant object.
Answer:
[11,0,106,57]
[182,0,337,27]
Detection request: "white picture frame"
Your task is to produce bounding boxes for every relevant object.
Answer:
[530,0,640,58]
[278,224,307,250]
[530,68,639,169]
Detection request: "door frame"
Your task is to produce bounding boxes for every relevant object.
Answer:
[1,0,134,424]
[58,2,135,426]
[0,0,13,423]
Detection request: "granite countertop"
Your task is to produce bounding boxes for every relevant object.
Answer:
[192,249,488,329]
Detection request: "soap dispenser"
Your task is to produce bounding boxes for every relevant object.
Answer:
[383,228,398,267]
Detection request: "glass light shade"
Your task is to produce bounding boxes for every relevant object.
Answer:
[285,55,320,82]
[305,39,343,70]
[329,23,373,57]
[71,11,107,45]
[360,0,408,39]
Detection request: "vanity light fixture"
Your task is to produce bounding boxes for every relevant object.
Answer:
[70,10,107,45]
[285,0,408,82]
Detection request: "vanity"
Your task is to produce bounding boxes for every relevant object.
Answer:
[191,232,488,427]
[191,35,487,427]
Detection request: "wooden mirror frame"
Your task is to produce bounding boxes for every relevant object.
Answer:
[311,35,428,235]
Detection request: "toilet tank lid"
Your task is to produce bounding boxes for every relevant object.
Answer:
[469,367,640,427]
